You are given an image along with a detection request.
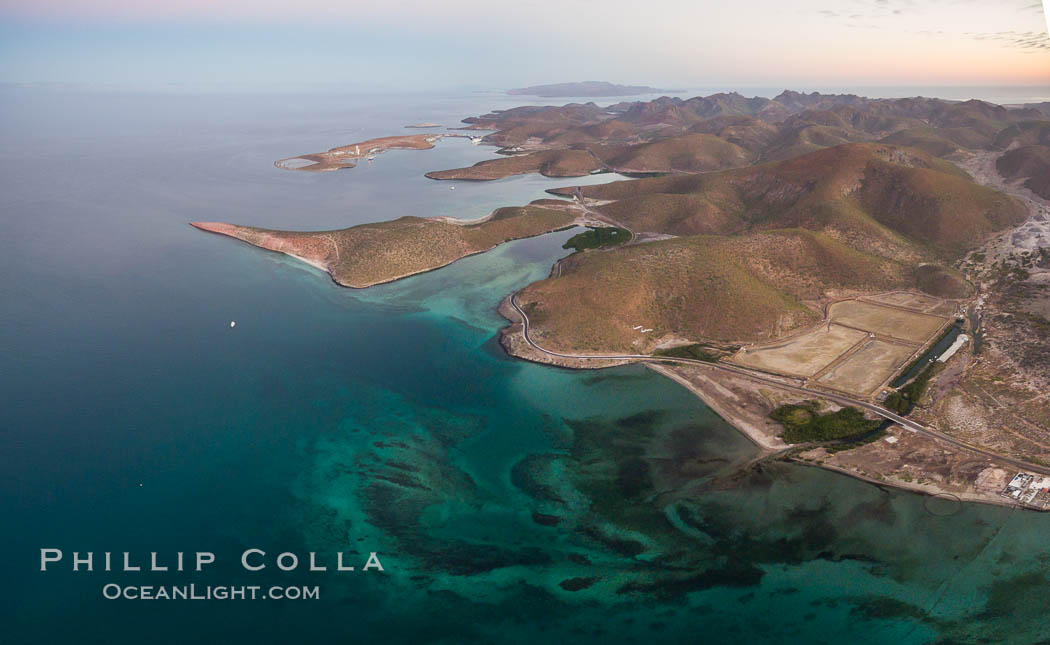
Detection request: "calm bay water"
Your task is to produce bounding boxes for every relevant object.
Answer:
[2,87,1050,644]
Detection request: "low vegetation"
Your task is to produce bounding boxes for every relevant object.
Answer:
[562,226,631,251]
[771,401,882,443]
[653,343,724,362]
[885,360,944,414]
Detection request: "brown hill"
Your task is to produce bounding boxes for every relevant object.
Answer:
[425,149,600,180]
[993,122,1050,149]
[997,145,1050,199]
[566,143,1024,256]
[595,192,747,236]
[771,90,868,113]
[687,116,779,154]
[914,264,973,299]
[517,143,1020,352]
[879,128,964,157]
[516,229,909,352]
[595,133,754,173]
[192,206,574,288]
[856,154,1026,253]
[429,132,755,180]
[430,92,1050,180]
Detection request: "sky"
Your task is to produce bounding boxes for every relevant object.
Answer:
[0,0,1047,91]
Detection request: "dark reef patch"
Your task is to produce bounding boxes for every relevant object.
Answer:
[844,496,897,526]
[616,457,654,498]
[849,596,926,622]
[616,560,765,599]
[532,512,562,526]
[577,524,647,557]
[510,454,566,503]
[559,577,599,591]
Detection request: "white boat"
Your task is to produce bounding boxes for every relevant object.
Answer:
[470,137,483,145]
[230,321,236,328]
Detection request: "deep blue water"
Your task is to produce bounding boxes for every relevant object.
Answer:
[3,87,1050,644]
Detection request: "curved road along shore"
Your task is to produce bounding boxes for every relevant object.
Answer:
[509,294,1050,476]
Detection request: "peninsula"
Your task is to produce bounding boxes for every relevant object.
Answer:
[192,205,576,288]
[275,133,465,172]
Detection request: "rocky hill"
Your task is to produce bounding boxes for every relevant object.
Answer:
[514,143,1023,353]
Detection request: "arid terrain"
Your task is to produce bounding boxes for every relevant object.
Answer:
[512,143,1012,356]
[196,90,1050,509]
[192,205,574,288]
[275,134,461,172]
[731,294,954,397]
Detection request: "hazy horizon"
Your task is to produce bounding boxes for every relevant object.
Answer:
[1,1,1047,90]
[2,83,1049,107]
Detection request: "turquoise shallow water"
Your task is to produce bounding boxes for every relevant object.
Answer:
[2,87,1050,644]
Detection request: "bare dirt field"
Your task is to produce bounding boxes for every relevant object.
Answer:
[815,339,917,395]
[732,324,866,377]
[829,300,947,343]
[862,291,958,316]
[727,293,952,398]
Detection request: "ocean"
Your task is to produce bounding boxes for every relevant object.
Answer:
[2,85,1050,644]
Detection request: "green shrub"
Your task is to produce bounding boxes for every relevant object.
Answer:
[562,226,631,251]
[772,401,881,444]
[653,343,722,362]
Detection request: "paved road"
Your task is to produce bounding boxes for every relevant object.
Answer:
[509,294,1050,476]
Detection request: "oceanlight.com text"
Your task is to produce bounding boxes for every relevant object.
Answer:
[101,583,320,600]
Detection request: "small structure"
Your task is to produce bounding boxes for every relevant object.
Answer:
[1001,471,1050,508]
[937,334,969,363]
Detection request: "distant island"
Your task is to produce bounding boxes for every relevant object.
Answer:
[507,81,669,97]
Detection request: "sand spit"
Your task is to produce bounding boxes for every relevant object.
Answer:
[275,133,471,172]
[646,363,787,452]
[191,221,333,274]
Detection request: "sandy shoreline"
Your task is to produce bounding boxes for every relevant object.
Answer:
[645,363,786,452]
[791,459,1034,511]
[494,298,1049,511]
